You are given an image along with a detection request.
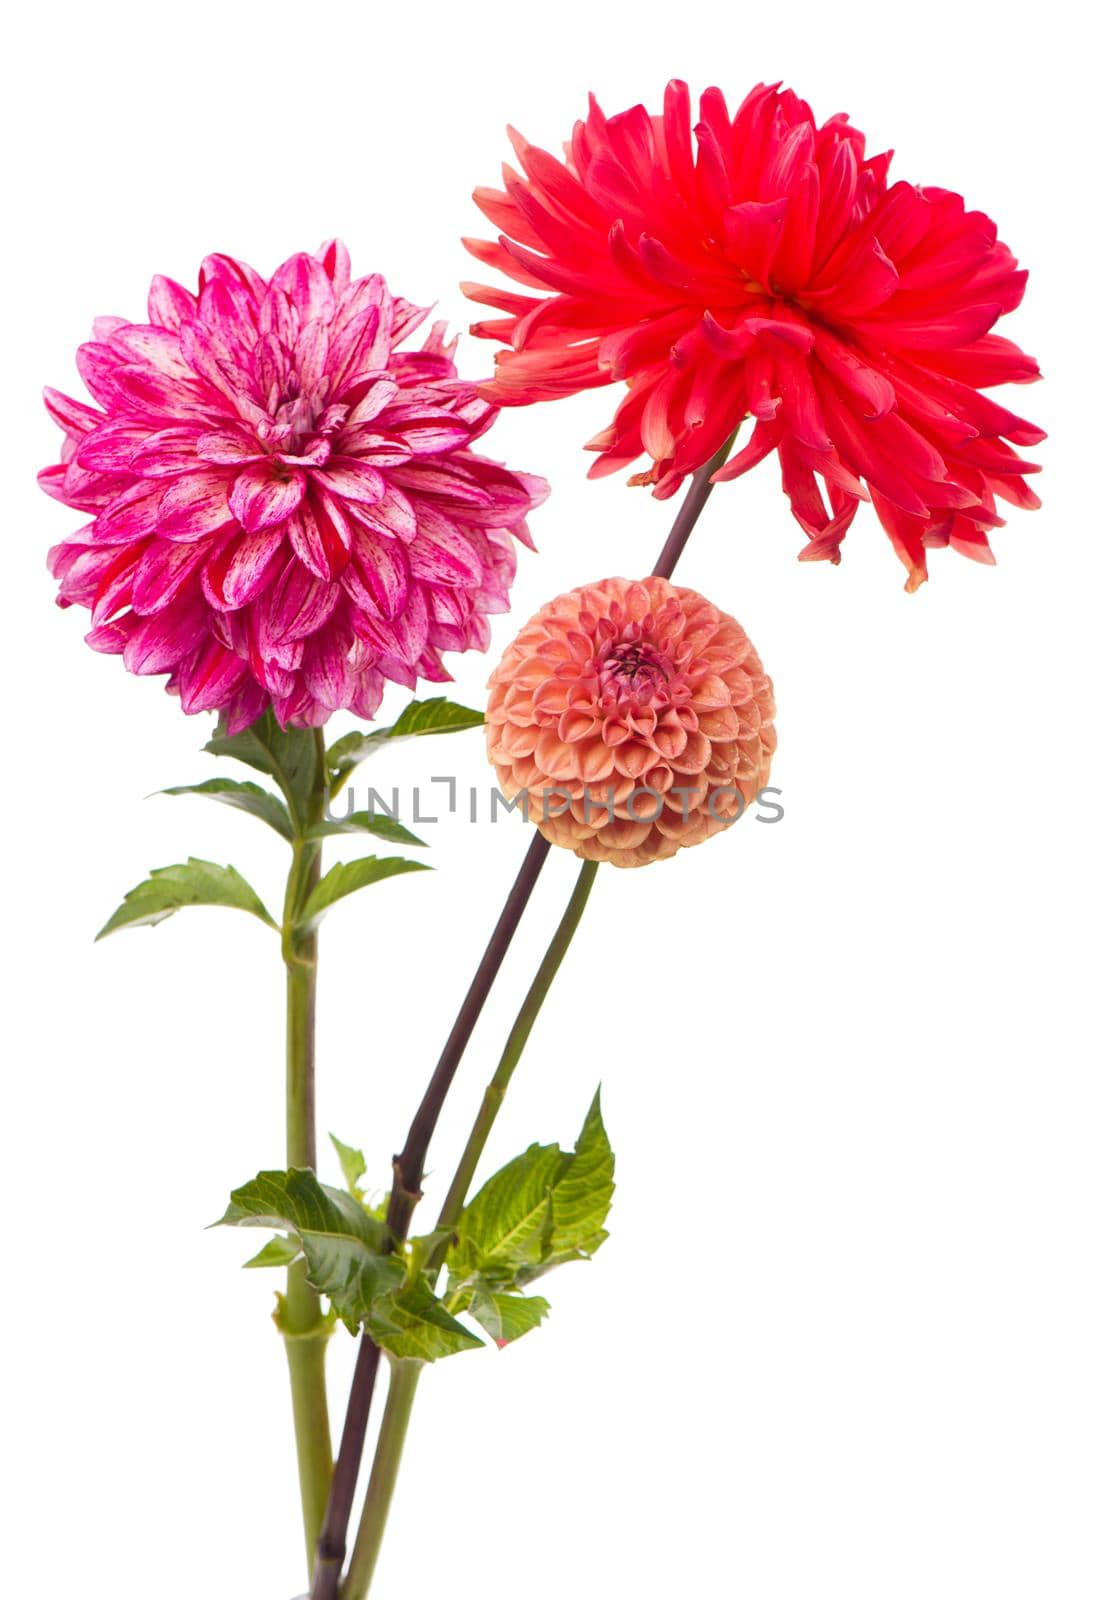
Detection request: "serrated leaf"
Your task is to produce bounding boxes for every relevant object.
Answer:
[468,1289,550,1347]
[296,856,430,936]
[365,1278,483,1362]
[448,1090,615,1297]
[206,711,319,827]
[327,697,485,794]
[330,1134,366,1197]
[243,1235,302,1269]
[159,778,293,841]
[536,1089,615,1274]
[307,812,426,848]
[219,1168,405,1330]
[96,857,277,940]
[448,1143,568,1284]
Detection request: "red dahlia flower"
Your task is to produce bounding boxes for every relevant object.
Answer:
[466,83,1043,590]
[42,242,547,730]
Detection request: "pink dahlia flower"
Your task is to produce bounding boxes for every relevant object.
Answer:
[486,576,775,867]
[42,241,547,730]
[466,83,1043,590]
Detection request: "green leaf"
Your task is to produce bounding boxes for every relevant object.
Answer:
[242,1235,301,1269]
[296,856,430,936]
[467,1288,550,1347]
[219,1169,480,1355]
[159,778,293,841]
[448,1143,568,1285]
[206,711,319,827]
[330,1134,366,1197]
[448,1090,615,1296]
[307,812,426,848]
[327,697,485,795]
[96,857,277,940]
[218,1168,404,1330]
[537,1088,615,1274]
[365,1277,483,1362]
[387,697,486,738]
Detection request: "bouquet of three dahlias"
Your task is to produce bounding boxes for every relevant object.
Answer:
[41,79,1040,1600]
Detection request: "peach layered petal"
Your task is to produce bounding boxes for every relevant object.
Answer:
[487,577,775,867]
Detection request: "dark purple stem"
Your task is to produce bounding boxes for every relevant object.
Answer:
[309,433,735,1599]
[310,834,550,1598]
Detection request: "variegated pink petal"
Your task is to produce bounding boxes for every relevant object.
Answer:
[229,462,307,533]
[42,242,544,726]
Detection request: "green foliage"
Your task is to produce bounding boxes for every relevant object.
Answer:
[330,1134,367,1199]
[158,778,293,840]
[466,1288,550,1346]
[96,858,277,940]
[295,856,431,936]
[219,1169,403,1331]
[307,812,426,848]
[205,711,320,827]
[365,1278,482,1362]
[242,1235,301,1269]
[444,1091,614,1345]
[326,697,485,796]
[219,1169,481,1361]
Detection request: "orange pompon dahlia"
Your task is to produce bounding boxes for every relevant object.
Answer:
[486,576,775,867]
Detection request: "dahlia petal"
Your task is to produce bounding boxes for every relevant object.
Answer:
[345,374,400,425]
[315,457,386,505]
[391,418,471,455]
[286,498,349,582]
[870,302,1004,350]
[345,524,411,619]
[229,462,307,533]
[177,637,249,714]
[90,542,143,623]
[408,505,484,587]
[75,421,148,473]
[269,252,336,326]
[196,430,265,465]
[317,238,352,294]
[123,601,207,675]
[129,425,206,477]
[86,617,137,654]
[350,485,417,542]
[258,559,340,646]
[329,308,384,392]
[812,332,895,419]
[179,321,259,411]
[294,319,330,395]
[92,481,165,545]
[303,627,353,710]
[111,362,208,418]
[107,323,195,381]
[43,386,102,437]
[158,470,235,541]
[38,463,76,504]
[133,539,208,614]
[203,525,286,610]
[148,274,198,331]
[921,334,1040,387]
[75,342,126,409]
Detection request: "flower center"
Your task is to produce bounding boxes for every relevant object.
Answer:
[598,639,672,703]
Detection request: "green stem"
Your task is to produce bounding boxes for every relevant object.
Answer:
[316,432,738,1593]
[435,858,600,1249]
[339,859,599,1600]
[341,1362,422,1600]
[281,732,335,1570]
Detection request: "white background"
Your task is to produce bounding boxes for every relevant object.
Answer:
[2,2,1095,1595]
